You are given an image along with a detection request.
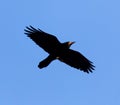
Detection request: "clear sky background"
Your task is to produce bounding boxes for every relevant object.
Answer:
[0,0,120,105]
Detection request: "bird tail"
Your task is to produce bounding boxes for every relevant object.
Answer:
[38,55,55,69]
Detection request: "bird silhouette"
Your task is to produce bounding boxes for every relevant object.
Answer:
[24,26,95,73]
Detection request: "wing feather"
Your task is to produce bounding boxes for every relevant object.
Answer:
[58,49,95,73]
[24,26,61,53]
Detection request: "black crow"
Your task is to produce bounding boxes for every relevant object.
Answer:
[24,26,95,73]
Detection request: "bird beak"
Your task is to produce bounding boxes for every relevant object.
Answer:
[68,41,75,46]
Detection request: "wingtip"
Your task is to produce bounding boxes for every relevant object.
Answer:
[82,64,95,74]
[24,25,39,36]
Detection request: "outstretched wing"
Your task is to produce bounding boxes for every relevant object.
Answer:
[58,49,95,73]
[24,26,61,53]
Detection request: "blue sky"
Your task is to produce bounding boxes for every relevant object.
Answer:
[0,0,120,105]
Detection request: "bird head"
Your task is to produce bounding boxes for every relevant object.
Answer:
[62,41,75,48]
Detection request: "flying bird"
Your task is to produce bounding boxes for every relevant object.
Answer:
[24,26,95,73]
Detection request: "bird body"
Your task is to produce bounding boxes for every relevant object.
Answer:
[24,26,95,73]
